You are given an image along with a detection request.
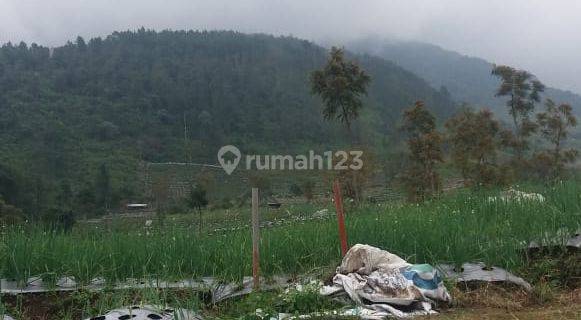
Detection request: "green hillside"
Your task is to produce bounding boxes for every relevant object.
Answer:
[0,30,455,216]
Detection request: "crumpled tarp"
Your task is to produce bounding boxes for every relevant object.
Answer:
[84,305,202,320]
[321,244,451,319]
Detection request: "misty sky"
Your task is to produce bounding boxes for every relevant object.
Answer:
[1,0,580,93]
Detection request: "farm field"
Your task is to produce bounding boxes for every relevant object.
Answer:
[2,2,581,318]
[2,181,580,284]
[1,181,580,319]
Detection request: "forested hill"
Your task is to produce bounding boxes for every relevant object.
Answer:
[348,38,581,117]
[0,30,454,215]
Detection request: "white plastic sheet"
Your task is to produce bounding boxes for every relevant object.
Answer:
[84,305,201,320]
[437,262,532,291]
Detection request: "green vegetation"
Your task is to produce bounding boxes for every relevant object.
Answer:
[0,285,358,320]
[1,288,202,320]
[394,61,577,201]
[0,30,455,219]
[491,64,545,163]
[1,181,579,286]
[445,108,507,186]
[534,99,579,178]
[0,30,580,319]
[213,285,344,319]
[399,101,444,200]
[310,47,371,130]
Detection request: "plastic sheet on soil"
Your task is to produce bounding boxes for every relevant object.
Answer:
[84,305,202,320]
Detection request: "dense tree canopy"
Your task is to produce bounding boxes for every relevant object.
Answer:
[445,107,506,186]
[0,30,455,216]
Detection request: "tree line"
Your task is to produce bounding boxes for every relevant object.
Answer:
[311,48,578,202]
[0,30,455,223]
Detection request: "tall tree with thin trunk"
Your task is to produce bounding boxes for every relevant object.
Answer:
[400,101,443,201]
[310,47,371,131]
[311,47,371,202]
[491,65,545,160]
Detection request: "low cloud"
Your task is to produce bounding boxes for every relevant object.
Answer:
[1,0,580,93]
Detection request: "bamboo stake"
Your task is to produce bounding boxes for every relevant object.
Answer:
[332,179,348,256]
[251,187,260,289]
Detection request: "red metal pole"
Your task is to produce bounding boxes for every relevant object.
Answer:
[332,179,348,256]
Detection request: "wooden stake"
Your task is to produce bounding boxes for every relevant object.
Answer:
[251,187,260,290]
[333,179,348,256]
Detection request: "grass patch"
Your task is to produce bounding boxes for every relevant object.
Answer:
[206,286,345,319]
[1,181,579,285]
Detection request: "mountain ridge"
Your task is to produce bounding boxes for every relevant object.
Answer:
[0,29,455,214]
[347,38,581,117]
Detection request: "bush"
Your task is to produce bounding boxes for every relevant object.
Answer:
[0,197,24,225]
[532,279,555,305]
[288,183,303,197]
[41,209,76,232]
[217,197,233,209]
[187,185,209,212]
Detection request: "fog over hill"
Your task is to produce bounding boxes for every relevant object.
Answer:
[347,38,581,118]
[3,0,580,93]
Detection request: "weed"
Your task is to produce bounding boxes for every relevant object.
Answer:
[276,286,341,314]
[532,279,556,305]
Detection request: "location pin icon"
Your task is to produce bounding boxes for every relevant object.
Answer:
[217,145,241,175]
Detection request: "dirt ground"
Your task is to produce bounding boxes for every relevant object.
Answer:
[436,286,581,319]
[438,305,581,320]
